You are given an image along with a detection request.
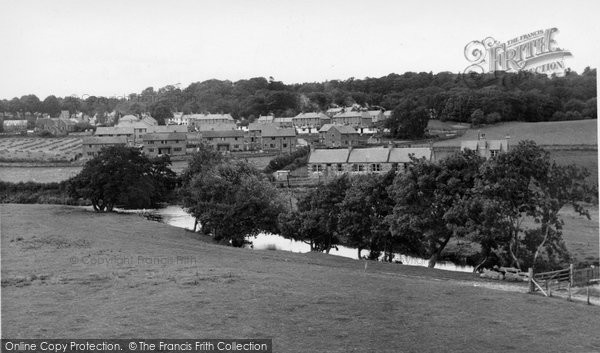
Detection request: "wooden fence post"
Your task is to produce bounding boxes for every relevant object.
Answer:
[528,268,534,293]
[569,264,574,287]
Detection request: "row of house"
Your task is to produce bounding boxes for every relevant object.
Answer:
[306,136,510,180]
[307,146,432,179]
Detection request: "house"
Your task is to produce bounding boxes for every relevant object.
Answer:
[187,113,236,131]
[293,112,331,128]
[257,115,275,124]
[94,126,135,142]
[367,110,385,123]
[307,146,432,179]
[81,136,128,159]
[332,111,372,128]
[35,118,76,135]
[461,137,509,159]
[59,110,70,120]
[118,115,139,125]
[325,107,346,118]
[196,123,238,132]
[2,119,28,133]
[273,117,294,128]
[142,116,158,126]
[260,125,297,153]
[319,124,360,147]
[201,130,247,152]
[142,132,187,157]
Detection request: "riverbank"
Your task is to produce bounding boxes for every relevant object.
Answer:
[2,204,599,352]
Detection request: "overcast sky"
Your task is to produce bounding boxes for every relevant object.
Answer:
[0,0,598,99]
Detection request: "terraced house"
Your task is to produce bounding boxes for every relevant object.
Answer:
[331,110,372,128]
[292,112,331,128]
[201,129,246,152]
[81,136,128,159]
[307,146,432,179]
[260,125,297,153]
[187,113,236,131]
[319,124,360,147]
[142,132,187,157]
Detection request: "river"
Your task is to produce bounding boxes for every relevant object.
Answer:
[149,205,474,273]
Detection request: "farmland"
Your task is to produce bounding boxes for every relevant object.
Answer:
[0,137,82,162]
[434,119,597,147]
[2,204,600,352]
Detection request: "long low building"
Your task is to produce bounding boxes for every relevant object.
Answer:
[82,136,128,159]
[307,146,432,179]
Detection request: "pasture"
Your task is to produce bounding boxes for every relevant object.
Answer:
[434,119,597,147]
[2,204,600,352]
[0,137,82,162]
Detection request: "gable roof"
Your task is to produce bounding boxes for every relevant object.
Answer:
[333,111,370,118]
[202,130,245,138]
[257,115,275,123]
[308,149,350,164]
[142,132,187,141]
[119,115,138,123]
[294,112,330,120]
[83,136,128,145]
[388,147,431,163]
[260,125,297,137]
[319,124,358,134]
[95,126,134,135]
[348,147,391,163]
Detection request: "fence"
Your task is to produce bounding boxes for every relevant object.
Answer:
[529,265,599,303]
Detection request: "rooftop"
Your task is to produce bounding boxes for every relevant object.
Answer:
[319,124,358,134]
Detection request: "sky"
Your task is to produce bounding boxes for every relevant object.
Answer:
[0,0,599,99]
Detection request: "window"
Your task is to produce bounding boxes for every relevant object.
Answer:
[174,147,182,152]
[371,164,381,172]
[337,164,343,172]
[234,144,240,149]
[312,164,323,172]
[148,141,154,144]
[358,165,364,172]
[283,143,287,148]
[490,150,499,157]
[271,137,275,140]
[161,140,167,144]
[352,164,358,172]
[234,137,238,141]
[270,144,275,148]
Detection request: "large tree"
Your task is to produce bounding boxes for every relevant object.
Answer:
[337,172,395,260]
[388,150,484,267]
[385,98,429,139]
[182,161,283,247]
[279,176,350,253]
[69,146,176,211]
[475,141,591,270]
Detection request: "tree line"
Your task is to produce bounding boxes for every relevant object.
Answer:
[1,69,596,125]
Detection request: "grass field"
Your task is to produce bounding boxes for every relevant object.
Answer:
[0,137,82,162]
[434,119,597,147]
[2,204,600,352]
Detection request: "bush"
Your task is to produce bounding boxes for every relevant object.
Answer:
[264,146,310,174]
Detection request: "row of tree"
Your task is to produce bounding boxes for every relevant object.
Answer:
[278,142,592,271]
[2,69,596,124]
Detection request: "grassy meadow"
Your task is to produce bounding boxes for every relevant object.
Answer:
[2,204,600,352]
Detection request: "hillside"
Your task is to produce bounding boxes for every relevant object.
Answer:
[2,204,600,352]
[434,119,597,147]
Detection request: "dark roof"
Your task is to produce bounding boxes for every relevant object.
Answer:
[260,125,297,137]
[202,130,245,138]
[319,124,358,134]
[82,136,128,145]
[142,132,187,141]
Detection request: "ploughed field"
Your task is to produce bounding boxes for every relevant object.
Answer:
[0,137,82,162]
[2,204,600,352]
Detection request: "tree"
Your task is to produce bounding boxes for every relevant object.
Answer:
[182,161,283,247]
[150,101,173,125]
[337,172,395,260]
[279,176,350,252]
[470,108,485,126]
[388,150,484,267]
[69,146,176,212]
[42,95,61,117]
[385,98,429,139]
[475,141,591,270]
